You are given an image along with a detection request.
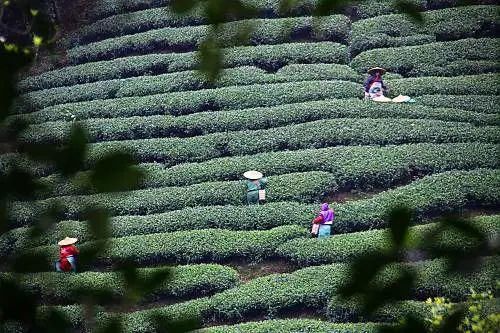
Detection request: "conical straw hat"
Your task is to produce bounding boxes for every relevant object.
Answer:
[367,67,386,75]
[243,170,263,180]
[58,237,78,246]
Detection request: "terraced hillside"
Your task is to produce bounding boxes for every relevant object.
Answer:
[3,0,499,331]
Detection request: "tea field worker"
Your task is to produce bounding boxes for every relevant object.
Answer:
[364,67,416,103]
[244,170,267,205]
[311,203,335,238]
[55,237,79,272]
[364,67,391,102]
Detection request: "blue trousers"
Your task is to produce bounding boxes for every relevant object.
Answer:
[318,225,331,238]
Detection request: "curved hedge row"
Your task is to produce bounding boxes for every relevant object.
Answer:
[417,95,500,114]
[0,203,313,257]
[352,5,498,39]
[31,285,500,333]
[347,0,495,20]
[333,168,500,233]
[71,5,206,47]
[9,171,337,225]
[82,0,490,29]
[83,0,320,24]
[354,0,426,19]
[20,80,362,123]
[353,0,498,19]
[75,0,428,47]
[424,0,498,9]
[84,0,170,22]
[82,0,498,54]
[78,0,461,47]
[83,118,500,167]
[350,38,499,76]
[445,59,500,76]
[10,119,494,190]
[328,298,431,323]
[67,15,350,64]
[350,5,499,55]
[13,109,494,178]
[3,168,498,254]
[117,257,498,332]
[112,140,498,188]
[38,142,500,197]
[350,33,436,58]
[4,264,239,304]
[33,257,497,331]
[388,74,500,96]
[24,72,500,124]
[326,297,500,323]
[36,225,307,267]
[0,153,52,178]
[21,99,499,144]
[201,320,380,333]
[76,4,222,45]
[70,0,330,46]
[14,64,360,113]
[277,215,500,265]
[17,42,347,93]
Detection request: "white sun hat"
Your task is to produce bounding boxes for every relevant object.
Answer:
[372,96,392,103]
[391,95,411,103]
[58,237,78,246]
[243,170,263,180]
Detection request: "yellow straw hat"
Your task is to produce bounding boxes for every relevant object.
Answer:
[58,237,78,246]
[367,67,386,75]
[243,170,263,180]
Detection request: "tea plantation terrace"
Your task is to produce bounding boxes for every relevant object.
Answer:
[4,0,499,331]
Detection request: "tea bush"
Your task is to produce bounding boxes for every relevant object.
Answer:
[327,298,431,323]
[70,0,329,46]
[20,100,498,143]
[20,80,362,123]
[332,168,500,233]
[85,0,170,22]
[351,38,499,76]
[67,15,350,64]
[117,257,498,332]
[388,74,500,96]
[277,215,500,265]
[327,296,500,324]
[36,225,308,266]
[416,95,500,114]
[8,172,337,225]
[3,169,498,253]
[14,64,360,113]
[37,142,499,196]
[202,319,380,333]
[3,264,239,303]
[81,118,500,167]
[17,42,347,92]
[350,5,499,55]
[350,34,436,58]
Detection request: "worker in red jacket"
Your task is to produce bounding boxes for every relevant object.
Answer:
[55,237,79,272]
